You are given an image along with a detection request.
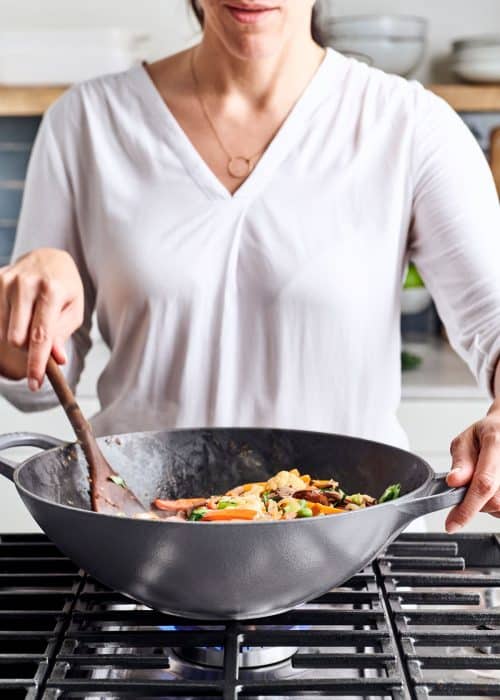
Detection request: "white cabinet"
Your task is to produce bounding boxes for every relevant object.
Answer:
[397,401,497,533]
[399,341,497,534]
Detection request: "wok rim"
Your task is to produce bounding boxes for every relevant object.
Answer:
[12,425,435,527]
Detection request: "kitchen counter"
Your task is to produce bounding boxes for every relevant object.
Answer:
[0,86,66,116]
[1,333,488,407]
[401,338,489,400]
[75,335,489,401]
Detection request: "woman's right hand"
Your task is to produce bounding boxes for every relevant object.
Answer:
[0,248,84,391]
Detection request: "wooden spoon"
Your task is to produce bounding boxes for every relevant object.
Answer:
[46,356,146,516]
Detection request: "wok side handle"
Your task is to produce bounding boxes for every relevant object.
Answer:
[395,473,467,520]
[0,432,65,482]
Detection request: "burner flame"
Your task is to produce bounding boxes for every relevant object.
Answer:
[167,623,306,669]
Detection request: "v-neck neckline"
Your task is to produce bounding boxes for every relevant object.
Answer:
[131,47,346,202]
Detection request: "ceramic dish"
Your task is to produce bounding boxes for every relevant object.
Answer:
[452,60,500,83]
[323,15,428,39]
[328,36,425,76]
[321,15,427,76]
[401,288,432,315]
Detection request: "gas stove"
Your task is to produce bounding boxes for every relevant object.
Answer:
[2,533,499,700]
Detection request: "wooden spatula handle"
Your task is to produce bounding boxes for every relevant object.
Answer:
[45,356,146,515]
[46,357,93,442]
[45,356,103,488]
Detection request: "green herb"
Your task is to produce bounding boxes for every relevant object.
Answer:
[108,475,127,489]
[297,506,313,518]
[217,500,238,510]
[262,491,271,504]
[189,508,207,521]
[379,484,401,503]
[349,493,364,506]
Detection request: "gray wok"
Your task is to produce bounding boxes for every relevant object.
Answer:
[0,427,465,619]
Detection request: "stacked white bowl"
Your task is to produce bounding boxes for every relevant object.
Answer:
[321,15,428,77]
[452,36,500,83]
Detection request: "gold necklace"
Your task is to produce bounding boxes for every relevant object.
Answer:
[190,49,265,179]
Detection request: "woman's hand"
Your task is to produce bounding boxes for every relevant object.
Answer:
[0,248,84,390]
[446,398,500,532]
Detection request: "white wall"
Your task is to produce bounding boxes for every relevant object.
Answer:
[0,0,499,82]
[0,0,200,60]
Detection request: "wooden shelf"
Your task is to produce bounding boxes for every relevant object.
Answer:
[1,82,500,117]
[0,86,67,117]
[428,84,500,112]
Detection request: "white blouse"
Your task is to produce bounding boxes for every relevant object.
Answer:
[2,48,500,448]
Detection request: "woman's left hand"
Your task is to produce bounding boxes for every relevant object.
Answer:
[445,398,500,532]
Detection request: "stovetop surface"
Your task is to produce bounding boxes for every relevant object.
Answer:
[1,532,499,700]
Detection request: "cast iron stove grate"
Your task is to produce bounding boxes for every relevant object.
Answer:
[0,533,83,700]
[1,533,499,700]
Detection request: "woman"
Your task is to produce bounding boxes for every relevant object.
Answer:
[0,1,499,533]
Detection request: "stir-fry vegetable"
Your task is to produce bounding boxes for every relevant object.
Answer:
[201,508,258,521]
[137,469,402,523]
[378,483,401,503]
[108,475,128,489]
[154,498,207,511]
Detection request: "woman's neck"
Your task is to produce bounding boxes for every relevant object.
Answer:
[194,29,325,110]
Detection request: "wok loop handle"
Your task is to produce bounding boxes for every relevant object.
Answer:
[395,473,467,520]
[0,432,65,482]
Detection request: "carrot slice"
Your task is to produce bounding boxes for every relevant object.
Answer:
[201,508,258,521]
[307,502,346,516]
[153,498,207,511]
[242,482,266,493]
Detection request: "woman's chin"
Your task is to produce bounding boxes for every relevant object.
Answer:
[225,33,289,60]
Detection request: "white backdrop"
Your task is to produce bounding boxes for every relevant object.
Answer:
[0,0,499,82]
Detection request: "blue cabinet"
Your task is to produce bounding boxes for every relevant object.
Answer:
[0,117,41,265]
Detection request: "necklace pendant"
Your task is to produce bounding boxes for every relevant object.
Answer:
[227,156,252,179]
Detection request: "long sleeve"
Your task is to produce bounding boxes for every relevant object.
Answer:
[0,93,95,411]
[408,84,500,396]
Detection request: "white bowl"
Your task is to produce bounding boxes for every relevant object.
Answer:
[339,51,374,65]
[401,288,432,315]
[453,45,500,62]
[452,59,500,83]
[328,36,426,76]
[453,35,500,52]
[323,14,428,39]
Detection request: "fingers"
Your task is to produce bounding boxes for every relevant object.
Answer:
[50,300,83,366]
[446,424,500,533]
[0,266,12,340]
[482,491,500,514]
[6,274,38,348]
[51,337,68,365]
[446,429,478,488]
[0,250,85,386]
[26,279,64,390]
